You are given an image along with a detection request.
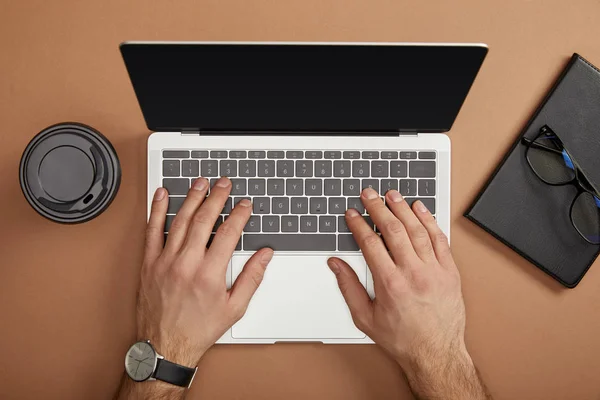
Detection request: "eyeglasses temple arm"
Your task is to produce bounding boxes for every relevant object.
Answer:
[521,137,564,155]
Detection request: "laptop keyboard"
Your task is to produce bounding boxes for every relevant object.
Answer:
[162,150,437,252]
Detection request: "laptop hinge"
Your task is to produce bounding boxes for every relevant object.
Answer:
[398,130,418,136]
[181,130,200,136]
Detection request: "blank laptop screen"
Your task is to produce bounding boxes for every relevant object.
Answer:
[120,43,487,133]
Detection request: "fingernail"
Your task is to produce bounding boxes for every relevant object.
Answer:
[415,200,429,213]
[192,178,207,191]
[346,208,360,218]
[327,259,340,274]
[216,177,231,187]
[261,249,274,265]
[154,188,166,201]
[388,190,404,203]
[238,199,252,207]
[362,187,379,200]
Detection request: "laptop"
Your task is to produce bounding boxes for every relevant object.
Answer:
[120,42,488,344]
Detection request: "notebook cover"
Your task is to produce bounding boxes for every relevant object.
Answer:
[465,53,600,288]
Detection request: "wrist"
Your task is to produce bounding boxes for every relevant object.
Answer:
[139,327,210,368]
[397,339,472,381]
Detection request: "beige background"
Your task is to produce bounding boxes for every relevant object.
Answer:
[1,0,600,399]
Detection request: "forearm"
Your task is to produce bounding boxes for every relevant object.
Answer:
[115,375,186,400]
[401,346,492,400]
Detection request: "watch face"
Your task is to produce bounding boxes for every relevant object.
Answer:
[125,341,157,382]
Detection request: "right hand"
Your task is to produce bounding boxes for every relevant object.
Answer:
[328,188,469,371]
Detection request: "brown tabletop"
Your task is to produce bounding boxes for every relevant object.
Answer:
[1,0,600,399]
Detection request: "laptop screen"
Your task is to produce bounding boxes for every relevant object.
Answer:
[120,43,487,133]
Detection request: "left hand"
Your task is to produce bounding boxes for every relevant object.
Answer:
[137,177,273,367]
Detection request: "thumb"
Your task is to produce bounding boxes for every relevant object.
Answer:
[228,248,274,319]
[327,257,373,332]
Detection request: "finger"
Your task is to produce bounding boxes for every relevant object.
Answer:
[328,257,373,332]
[345,208,396,280]
[360,188,419,266]
[412,200,454,267]
[203,198,252,269]
[164,178,209,253]
[228,248,274,319]
[182,177,232,257]
[144,188,169,266]
[385,190,436,262]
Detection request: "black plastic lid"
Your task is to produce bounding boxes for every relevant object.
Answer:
[19,122,121,224]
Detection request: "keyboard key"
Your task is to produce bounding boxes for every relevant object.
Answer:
[390,161,408,177]
[352,161,370,177]
[210,151,228,158]
[381,179,398,193]
[244,216,261,232]
[343,179,361,196]
[281,216,299,232]
[258,160,275,177]
[400,179,417,196]
[201,160,218,177]
[410,161,436,178]
[362,179,379,192]
[319,216,336,232]
[165,215,175,232]
[239,160,256,177]
[244,234,336,251]
[248,179,266,195]
[163,160,180,177]
[253,197,270,214]
[324,151,342,159]
[419,151,436,159]
[267,179,285,195]
[296,160,313,177]
[230,179,247,195]
[305,151,323,159]
[300,216,318,232]
[212,215,223,233]
[338,234,359,251]
[163,150,189,158]
[209,178,219,189]
[343,151,360,159]
[167,197,185,214]
[163,178,189,195]
[310,197,327,214]
[405,198,436,214]
[220,160,237,177]
[191,151,209,159]
[362,151,379,159]
[182,160,199,177]
[291,197,309,214]
[222,197,233,214]
[381,151,399,159]
[272,197,289,214]
[229,151,247,158]
[305,179,323,196]
[400,151,417,159]
[248,151,266,159]
[233,197,251,206]
[347,197,365,214]
[267,151,284,159]
[286,179,303,195]
[277,160,294,177]
[338,216,350,232]
[324,179,341,196]
[364,216,375,229]
[315,161,333,177]
[334,161,351,177]
[262,216,280,232]
[372,161,389,177]
[418,179,436,196]
[329,197,346,214]
[286,151,303,159]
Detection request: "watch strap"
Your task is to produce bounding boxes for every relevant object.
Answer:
[154,358,197,388]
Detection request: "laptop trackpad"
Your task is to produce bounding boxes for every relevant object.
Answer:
[231,254,367,340]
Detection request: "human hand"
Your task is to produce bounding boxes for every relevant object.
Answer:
[328,188,468,373]
[138,177,273,367]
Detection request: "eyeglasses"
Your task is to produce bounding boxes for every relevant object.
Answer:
[522,125,600,245]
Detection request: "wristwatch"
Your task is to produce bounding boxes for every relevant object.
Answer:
[124,340,198,389]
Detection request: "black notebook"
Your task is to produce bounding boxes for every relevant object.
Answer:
[465,53,600,288]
